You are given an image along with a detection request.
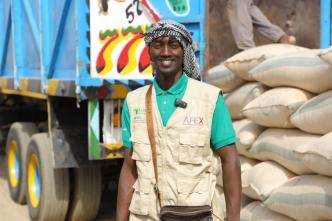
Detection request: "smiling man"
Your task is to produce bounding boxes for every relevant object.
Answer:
[116,20,241,221]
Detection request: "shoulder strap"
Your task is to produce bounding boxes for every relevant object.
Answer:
[145,85,161,207]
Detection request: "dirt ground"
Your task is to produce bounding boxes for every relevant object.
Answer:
[0,152,116,221]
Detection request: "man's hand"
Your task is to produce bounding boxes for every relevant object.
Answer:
[217,144,241,221]
[116,148,137,221]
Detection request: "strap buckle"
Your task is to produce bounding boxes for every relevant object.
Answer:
[154,184,159,193]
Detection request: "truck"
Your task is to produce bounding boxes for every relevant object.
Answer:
[0,0,207,220]
[0,0,329,220]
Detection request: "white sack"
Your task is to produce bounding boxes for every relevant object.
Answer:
[249,128,319,174]
[264,175,332,221]
[242,87,313,128]
[290,90,332,135]
[224,44,308,81]
[207,63,246,93]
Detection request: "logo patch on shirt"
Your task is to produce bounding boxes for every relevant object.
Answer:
[133,108,145,115]
[132,108,146,123]
[183,116,204,125]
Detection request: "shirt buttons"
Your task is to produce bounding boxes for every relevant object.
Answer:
[163,101,167,105]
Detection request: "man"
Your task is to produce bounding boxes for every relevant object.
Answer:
[116,20,241,221]
[227,0,296,50]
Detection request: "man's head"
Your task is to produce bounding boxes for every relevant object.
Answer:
[143,20,201,80]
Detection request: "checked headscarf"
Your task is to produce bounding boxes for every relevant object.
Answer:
[143,20,201,81]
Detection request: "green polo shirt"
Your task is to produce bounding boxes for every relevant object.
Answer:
[122,74,236,149]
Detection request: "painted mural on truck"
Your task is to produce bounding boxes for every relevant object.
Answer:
[90,0,191,80]
[90,0,159,79]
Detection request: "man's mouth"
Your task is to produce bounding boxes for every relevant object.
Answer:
[159,59,173,66]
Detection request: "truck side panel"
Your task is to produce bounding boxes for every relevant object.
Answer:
[1,0,81,97]
[12,0,41,81]
[0,1,14,79]
[41,0,77,82]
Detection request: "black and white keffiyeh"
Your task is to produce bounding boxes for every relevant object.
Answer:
[143,20,201,81]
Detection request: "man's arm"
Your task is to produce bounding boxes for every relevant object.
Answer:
[217,143,241,221]
[116,148,137,221]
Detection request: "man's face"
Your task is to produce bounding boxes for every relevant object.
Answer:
[149,36,184,77]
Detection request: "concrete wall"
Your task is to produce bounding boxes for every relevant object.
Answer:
[206,0,320,70]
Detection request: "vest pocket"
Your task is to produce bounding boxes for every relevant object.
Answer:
[179,134,206,165]
[176,177,209,205]
[131,142,151,162]
[129,178,152,215]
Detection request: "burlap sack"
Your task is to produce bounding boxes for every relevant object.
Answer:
[290,90,332,135]
[249,51,332,94]
[207,63,246,93]
[249,128,319,174]
[242,87,313,128]
[239,156,259,173]
[224,44,308,81]
[225,83,267,120]
[233,119,264,157]
[264,175,332,221]
[294,132,332,177]
[242,161,295,201]
[241,201,295,221]
[318,45,332,65]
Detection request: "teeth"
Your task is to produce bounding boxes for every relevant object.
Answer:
[161,60,172,65]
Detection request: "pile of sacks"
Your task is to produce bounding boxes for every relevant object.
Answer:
[207,44,332,221]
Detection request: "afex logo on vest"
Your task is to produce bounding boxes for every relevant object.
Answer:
[133,107,146,123]
[133,107,145,115]
[183,116,204,125]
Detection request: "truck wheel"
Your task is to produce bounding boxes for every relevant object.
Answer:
[6,122,38,204]
[67,166,102,221]
[26,133,70,221]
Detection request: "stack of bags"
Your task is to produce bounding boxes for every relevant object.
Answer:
[207,44,332,221]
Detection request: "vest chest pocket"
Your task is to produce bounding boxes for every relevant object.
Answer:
[178,134,206,165]
[131,136,151,162]
[129,178,153,216]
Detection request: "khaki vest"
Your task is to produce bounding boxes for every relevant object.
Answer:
[126,78,225,220]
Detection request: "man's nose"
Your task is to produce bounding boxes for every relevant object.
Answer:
[160,45,171,56]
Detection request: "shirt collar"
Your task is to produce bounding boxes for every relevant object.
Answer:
[154,72,188,95]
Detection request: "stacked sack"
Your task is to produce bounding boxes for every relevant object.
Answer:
[207,44,332,221]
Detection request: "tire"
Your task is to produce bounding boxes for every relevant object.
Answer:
[67,166,102,221]
[37,122,48,133]
[5,122,38,204]
[25,133,70,221]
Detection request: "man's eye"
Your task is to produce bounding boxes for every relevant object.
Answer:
[151,43,161,49]
[170,43,180,48]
